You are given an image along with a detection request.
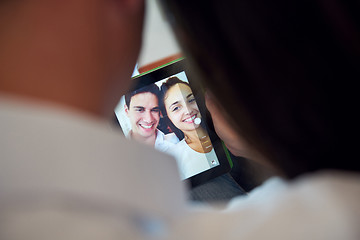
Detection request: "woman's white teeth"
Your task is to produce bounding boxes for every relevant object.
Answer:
[184,115,196,122]
[141,124,152,129]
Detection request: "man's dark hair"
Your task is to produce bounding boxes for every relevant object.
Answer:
[125,83,160,108]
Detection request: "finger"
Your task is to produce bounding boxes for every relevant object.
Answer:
[205,92,239,145]
[205,91,226,123]
[205,91,252,158]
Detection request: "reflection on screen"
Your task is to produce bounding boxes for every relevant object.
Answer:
[115,71,219,179]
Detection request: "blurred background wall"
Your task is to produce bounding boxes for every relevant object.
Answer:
[137,0,181,72]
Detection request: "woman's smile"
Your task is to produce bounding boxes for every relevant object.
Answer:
[183,114,197,123]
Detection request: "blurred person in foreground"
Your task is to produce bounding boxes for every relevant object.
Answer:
[0,1,187,239]
[1,0,359,240]
[0,1,245,239]
[158,0,360,239]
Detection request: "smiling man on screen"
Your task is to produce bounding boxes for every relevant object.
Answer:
[124,84,179,151]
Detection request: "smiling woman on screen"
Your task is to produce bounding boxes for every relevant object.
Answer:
[160,77,219,179]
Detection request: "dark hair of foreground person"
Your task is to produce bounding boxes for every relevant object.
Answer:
[160,0,360,179]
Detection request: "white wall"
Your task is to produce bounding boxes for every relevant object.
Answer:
[137,0,181,68]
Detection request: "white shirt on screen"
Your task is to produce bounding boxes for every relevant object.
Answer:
[167,139,219,180]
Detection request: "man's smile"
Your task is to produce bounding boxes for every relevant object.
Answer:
[138,121,157,132]
[139,123,155,129]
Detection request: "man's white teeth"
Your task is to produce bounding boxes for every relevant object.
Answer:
[141,124,152,129]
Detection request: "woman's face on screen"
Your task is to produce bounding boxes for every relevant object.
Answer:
[164,83,201,132]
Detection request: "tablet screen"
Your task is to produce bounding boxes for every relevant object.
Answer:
[115,70,220,180]
[114,59,231,186]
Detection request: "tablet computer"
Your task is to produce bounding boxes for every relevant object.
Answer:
[114,59,232,187]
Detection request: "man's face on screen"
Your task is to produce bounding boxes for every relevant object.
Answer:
[125,92,160,138]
